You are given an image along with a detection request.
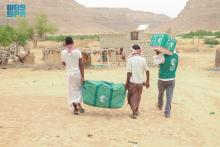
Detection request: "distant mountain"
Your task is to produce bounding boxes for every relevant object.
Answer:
[156,0,220,33]
[0,0,170,34]
[90,8,170,32]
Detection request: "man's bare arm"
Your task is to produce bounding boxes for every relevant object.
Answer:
[79,58,84,83]
[125,72,132,89]
[145,70,150,88]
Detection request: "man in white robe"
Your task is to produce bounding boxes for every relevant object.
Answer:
[61,37,85,115]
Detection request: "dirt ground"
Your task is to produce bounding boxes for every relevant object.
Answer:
[0,47,220,147]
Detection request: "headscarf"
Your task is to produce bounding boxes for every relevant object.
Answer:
[66,44,74,55]
[131,45,142,56]
[131,48,142,55]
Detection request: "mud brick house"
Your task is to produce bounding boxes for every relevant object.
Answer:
[99,25,154,66]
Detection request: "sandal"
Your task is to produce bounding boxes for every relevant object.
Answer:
[73,110,79,115]
[130,114,137,119]
[77,103,85,113]
[79,108,85,113]
[73,103,79,115]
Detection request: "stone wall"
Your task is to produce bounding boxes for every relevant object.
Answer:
[100,34,128,49]
[127,40,154,66]
[100,33,154,66]
[45,51,62,67]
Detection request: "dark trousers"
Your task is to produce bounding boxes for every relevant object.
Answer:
[127,83,143,114]
[158,80,175,115]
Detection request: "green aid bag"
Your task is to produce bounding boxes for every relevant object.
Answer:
[165,36,177,53]
[82,80,126,109]
[150,34,171,49]
[150,34,177,53]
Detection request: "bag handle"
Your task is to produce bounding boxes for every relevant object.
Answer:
[93,83,103,106]
[108,86,113,108]
[100,81,112,86]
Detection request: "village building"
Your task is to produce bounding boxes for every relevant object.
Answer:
[99,24,154,66]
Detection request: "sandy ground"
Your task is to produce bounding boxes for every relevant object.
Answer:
[0,49,220,147]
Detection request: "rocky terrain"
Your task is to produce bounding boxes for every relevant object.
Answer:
[0,0,170,34]
[157,0,220,33]
[1,0,220,34]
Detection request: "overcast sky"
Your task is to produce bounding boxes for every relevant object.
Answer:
[75,0,188,18]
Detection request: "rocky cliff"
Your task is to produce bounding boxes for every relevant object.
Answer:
[156,0,220,33]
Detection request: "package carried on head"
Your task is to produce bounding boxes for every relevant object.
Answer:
[150,34,177,55]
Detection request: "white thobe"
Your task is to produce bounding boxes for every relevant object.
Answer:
[61,48,82,105]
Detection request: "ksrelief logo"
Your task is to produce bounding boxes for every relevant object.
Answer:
[100,95,107,103]
[157,38,162,43]
[170,42,174,48]
[170,58,177,71]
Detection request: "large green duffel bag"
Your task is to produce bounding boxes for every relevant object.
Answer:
[82,80,126,109]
